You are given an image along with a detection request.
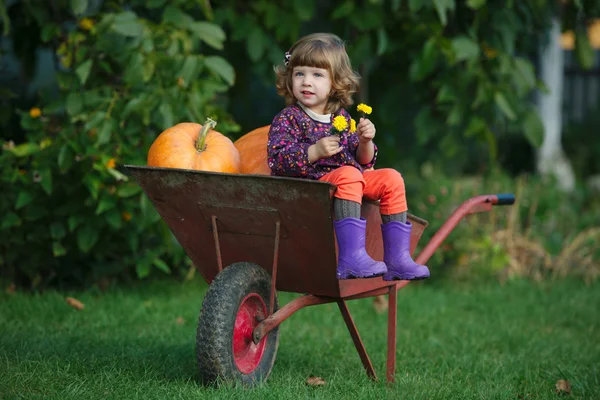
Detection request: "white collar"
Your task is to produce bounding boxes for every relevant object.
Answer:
[297,102,331,123]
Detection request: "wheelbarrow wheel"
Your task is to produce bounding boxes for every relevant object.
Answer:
[196,262,279,387]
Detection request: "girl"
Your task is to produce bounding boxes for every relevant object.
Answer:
[267,33,429,281]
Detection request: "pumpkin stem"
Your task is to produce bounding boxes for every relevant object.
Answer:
[196,117,217,152]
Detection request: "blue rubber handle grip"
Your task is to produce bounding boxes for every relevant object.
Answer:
[495,193,515,206]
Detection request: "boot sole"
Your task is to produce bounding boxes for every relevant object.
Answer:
[383,272,430,281]
[337,270,386,279]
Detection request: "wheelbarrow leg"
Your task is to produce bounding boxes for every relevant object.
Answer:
[387,284,398,383]
[337,300,378,381]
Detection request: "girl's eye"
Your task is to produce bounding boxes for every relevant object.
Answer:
[295,72,303,77]
[314,73,323,78]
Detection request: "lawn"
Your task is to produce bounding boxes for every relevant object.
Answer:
[1,278,599,399]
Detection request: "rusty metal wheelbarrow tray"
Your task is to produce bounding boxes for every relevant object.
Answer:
[125,165,514,385]
[125,165,405,298]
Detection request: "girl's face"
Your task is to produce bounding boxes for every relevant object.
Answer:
[291,66,332,115]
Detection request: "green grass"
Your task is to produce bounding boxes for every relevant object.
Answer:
[1,279,599,399]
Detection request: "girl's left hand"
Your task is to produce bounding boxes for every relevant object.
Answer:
[356,118,376,143]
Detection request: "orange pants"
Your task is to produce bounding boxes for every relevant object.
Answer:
[318,166,408,215]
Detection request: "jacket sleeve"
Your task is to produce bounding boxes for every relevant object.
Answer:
[267,110,313,177]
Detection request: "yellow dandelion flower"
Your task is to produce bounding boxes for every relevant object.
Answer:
[122,212,132,222]
[332,115,348,132]
[106,158,116,169]
[79,18,94,31]
[350,118,357,133]
[29,107,41,118]
[357,103,372,115]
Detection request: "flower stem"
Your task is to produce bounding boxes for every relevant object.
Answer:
[196,117,217,152]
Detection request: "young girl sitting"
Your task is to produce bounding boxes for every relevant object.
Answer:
[267,33,429,281]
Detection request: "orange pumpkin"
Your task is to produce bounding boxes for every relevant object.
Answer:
[147,118,241,174]
[233,125,272,175]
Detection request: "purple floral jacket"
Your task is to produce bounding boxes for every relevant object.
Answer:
[267,104,378,180]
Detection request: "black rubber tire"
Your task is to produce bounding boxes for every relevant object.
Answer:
[196,262,280,387]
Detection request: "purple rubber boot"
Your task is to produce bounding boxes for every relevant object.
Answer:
[382,221,430,281]
[335,218,387,279]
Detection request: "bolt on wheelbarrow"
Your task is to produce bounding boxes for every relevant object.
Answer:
[125,165,515,387]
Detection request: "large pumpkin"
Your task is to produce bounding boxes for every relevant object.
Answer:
[233,125,272,175]
[147,118,241,173]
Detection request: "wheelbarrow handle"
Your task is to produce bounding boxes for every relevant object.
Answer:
[493,193,516,206]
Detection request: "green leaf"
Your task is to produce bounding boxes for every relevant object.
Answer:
[96,119,113,146]
[494,92,516,121]
[50,222,66,240]
[39,169,53,195]
[246,27,265,63]
[466,0,486,9]
[71,0,88,16]
[58,144,74,173]
[523,109,544,148]
[117,184,141,198]
[575,25,594,70]
[8,143,39,157]
[107,168,128,182]
[66,93,83,117]
[52,241,67,257]
[147,0,166,8]
[153,258,171,274]
[136,262,150,278]
[96,194,116,215]
[452,36,480,62]
[112,12,143,37]
[83,175,101,200]
[409,0,425,12]
[143,58,155,82]
[76,60,93,85]
[436,85,457,104]
[179,56,199,88]
[122,95,148,119]
[513,57,536,94]
[465,116,486,137]
[292,0,315,21]
[189,21,226,50]
[204,56,235,86]
[332,1,354,19]
[433,0,455,26]
[68,215,83,231]
[376,28,389,56]
[414,107,439,144]
[1,212,21,230]
[106,209,123,229]
[162,6,194,26]
[15,191,34,209]
[159,103,174,129]
[77,224,99,253]
[409,38,438,82]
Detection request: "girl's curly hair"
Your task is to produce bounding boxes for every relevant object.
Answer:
[274,33,360,114]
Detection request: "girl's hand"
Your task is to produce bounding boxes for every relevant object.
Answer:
[308,136,343,162]
[357,118,376,143]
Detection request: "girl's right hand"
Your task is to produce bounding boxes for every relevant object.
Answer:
[309,136,343,162]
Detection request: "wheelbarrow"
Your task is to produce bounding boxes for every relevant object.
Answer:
[124,165,515,387]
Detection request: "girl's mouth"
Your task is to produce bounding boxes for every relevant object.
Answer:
[301,91,314,95]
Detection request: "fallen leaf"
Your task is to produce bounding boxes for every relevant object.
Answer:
[176,317,185,325]
[373,295,388,314]
[65,297,85,311]
[306,376,326,387]
[555,379,571,395]
[6,283,16,294]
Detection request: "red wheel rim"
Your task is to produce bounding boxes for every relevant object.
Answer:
[233,293,267,374]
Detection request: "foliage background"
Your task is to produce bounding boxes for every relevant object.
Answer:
[1,0,599,289]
